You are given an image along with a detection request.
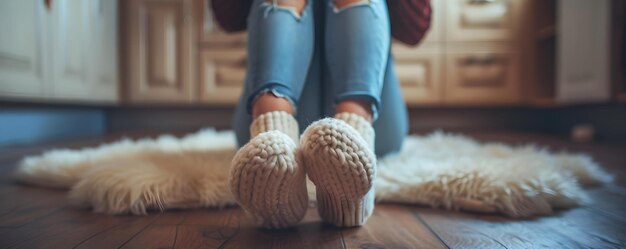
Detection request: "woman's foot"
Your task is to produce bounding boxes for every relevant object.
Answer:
[298,112,376,227]
[230,111,308,228]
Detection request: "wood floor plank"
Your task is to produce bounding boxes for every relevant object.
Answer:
[0,186,66,227]
[416,210,508,249]
[152,210,187,225]
[585,187,626,222]
[219,207,345,249]
[0,210,141,249]
[549,207,626,248]
[172,207,238,248]
[0,214,133,248]
[72,214,161,249]
[121,225,178,249]
[342,205,446,249]
[417,204,626,249]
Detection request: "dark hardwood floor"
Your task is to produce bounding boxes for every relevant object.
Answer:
[0,131,625,249]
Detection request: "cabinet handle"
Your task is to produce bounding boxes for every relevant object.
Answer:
[468,0,497,5]
[464,55,497,65]
[44,0,52,11]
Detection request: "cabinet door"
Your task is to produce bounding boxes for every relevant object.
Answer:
[49,0,92,100]
[556,0,610,103]
[0,0,47,99]
[200,49,246,104]
[126,0,194,103]
[90,0,119,102]
[392,43,443,105]
[197,0,247,104]
[444,45,521,104]
[446,0,518,42]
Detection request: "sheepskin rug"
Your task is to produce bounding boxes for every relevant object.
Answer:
[13,129,612,218]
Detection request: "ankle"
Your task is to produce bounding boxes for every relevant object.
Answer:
[252,93,294,118]
[335,100,373,123]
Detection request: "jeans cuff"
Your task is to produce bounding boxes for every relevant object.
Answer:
[247,83,298,115]
[335,92,380,121]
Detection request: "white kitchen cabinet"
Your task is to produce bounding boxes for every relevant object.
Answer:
[556,0,610,103]
[91,0,120,102]
[49,0,92,100]
[0,0,119,103]
[0,0,47,99]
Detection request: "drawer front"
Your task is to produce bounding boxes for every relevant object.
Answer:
[444,50,520,104]
[200,49,246,104]
[392,43,443,105]
[446,0,518,41]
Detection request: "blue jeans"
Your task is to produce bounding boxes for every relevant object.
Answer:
[233,0,408,157]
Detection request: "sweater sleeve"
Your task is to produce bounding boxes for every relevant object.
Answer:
[387,0,432,46]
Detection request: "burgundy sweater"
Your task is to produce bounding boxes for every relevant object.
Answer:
[210,0,431,46]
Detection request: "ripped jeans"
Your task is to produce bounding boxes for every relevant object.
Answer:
[233,0,408,157]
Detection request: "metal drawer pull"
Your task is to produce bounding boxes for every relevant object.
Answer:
[468,0,498,5]
[463,56,497,65]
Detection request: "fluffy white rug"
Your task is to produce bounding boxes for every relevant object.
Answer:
[14,129,612,218]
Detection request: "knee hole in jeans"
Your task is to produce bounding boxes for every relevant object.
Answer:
[265,0,307,16]
[333,0,370,10]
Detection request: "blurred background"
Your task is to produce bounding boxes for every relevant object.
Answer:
[0,0,625,147]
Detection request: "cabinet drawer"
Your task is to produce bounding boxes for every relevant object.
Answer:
[444,50,520,104]
[446,0,518,41]
[392,43,443,105]
[199,49,246,104]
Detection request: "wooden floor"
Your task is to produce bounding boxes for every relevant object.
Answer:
[0,131,625,249]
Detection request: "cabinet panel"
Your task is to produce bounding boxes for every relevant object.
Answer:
[196,0,247,104]
[444,47,520,104]
[199,49,246,104]
[197,0,246,46]
[392,43,443,105]
[556,0,610,103]
[91,0,119,102]
[49,0,92,99]
[422,0,444,42]
[446,0,518,41]
[0,0,46,98]
[127,0,194,103]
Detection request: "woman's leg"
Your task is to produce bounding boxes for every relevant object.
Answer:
[233,0,315,145]
[325,0,390,121]
[372,54,409,156]
[230,0,314,229]
[321,54,408,157]
[299,0,394,227]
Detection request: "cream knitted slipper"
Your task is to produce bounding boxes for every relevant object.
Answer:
[230,111,308,229]
[298,112,377,227]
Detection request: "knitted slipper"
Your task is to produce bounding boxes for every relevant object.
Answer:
[229,111,308,229]
[298,113,377,227]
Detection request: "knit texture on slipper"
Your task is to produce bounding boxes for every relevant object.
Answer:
[230,111,308,228]
[299,112,377,227]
